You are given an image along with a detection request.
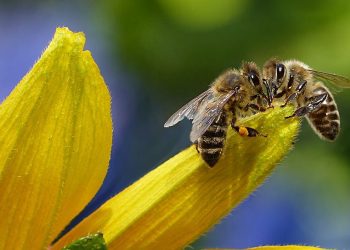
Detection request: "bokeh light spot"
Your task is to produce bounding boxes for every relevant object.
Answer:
[159,0,246,30]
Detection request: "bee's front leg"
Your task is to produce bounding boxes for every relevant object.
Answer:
[285,92,327,118]
[281,80,307,108]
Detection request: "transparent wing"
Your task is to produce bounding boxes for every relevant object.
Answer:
[164,89,211,127]
[189,90,235,142]
[309,69,350,88]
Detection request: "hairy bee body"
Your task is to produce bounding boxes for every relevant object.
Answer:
[165,58,350,167]
[305,83,339,140]
[165,62,268,167]
[196,112,228,166]
[263,59,348,141]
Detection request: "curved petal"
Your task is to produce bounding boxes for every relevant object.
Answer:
[53,106,299,249]
[0,27,112,249]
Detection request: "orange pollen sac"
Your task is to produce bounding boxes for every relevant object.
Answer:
[238,127,249,136]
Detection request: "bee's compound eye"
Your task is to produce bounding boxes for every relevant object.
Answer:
[249,74,260,86]
[276,64,286,82]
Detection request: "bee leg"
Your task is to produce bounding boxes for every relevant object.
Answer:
[243,103,266,113]
[231,121,267,137]
[250,94,258,101]
[295,80,307,93]
[281,93,297,107]
[253,105,267,112]
[194,140,200,153]
[274,88,286,99]
[256,96,268,112]
[285,93,328,119]
[285,106,309,118]
[243,103,257,111]
[281,80,307,108]
[259,106,266,112]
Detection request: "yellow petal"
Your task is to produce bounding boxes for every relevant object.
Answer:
[0,27,112,249]
[53,106,299,249]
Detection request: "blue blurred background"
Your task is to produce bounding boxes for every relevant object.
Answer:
[1,0,350,248]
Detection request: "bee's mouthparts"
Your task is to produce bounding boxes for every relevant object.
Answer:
[263,79,273,106]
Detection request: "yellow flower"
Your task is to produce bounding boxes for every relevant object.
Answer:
[0,27,328,250]
[0,27,112,249]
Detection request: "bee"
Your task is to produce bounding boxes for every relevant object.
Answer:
[263,58,350,141]
[164,62,268,167]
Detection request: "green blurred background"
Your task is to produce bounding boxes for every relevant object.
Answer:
[1,0,349,248]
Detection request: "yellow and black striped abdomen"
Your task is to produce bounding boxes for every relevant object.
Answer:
[306,86,340,141]
[197,113,228,167]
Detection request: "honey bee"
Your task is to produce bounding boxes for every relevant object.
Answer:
[164,62,268,167]
[263,58,350,141]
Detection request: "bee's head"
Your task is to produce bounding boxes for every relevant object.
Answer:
[262,58,287,106]
[241,61,268,103]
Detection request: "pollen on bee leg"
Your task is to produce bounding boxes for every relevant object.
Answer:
[238,127,249,136]
[232,126,249,136]
[233,126,266,137]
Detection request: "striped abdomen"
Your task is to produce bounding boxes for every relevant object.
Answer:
[306,86,340,141]
[197,112,228,167]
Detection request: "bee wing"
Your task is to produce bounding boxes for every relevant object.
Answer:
[164,89,212,127]
[189,90,235,142]
[309,70,350,88]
